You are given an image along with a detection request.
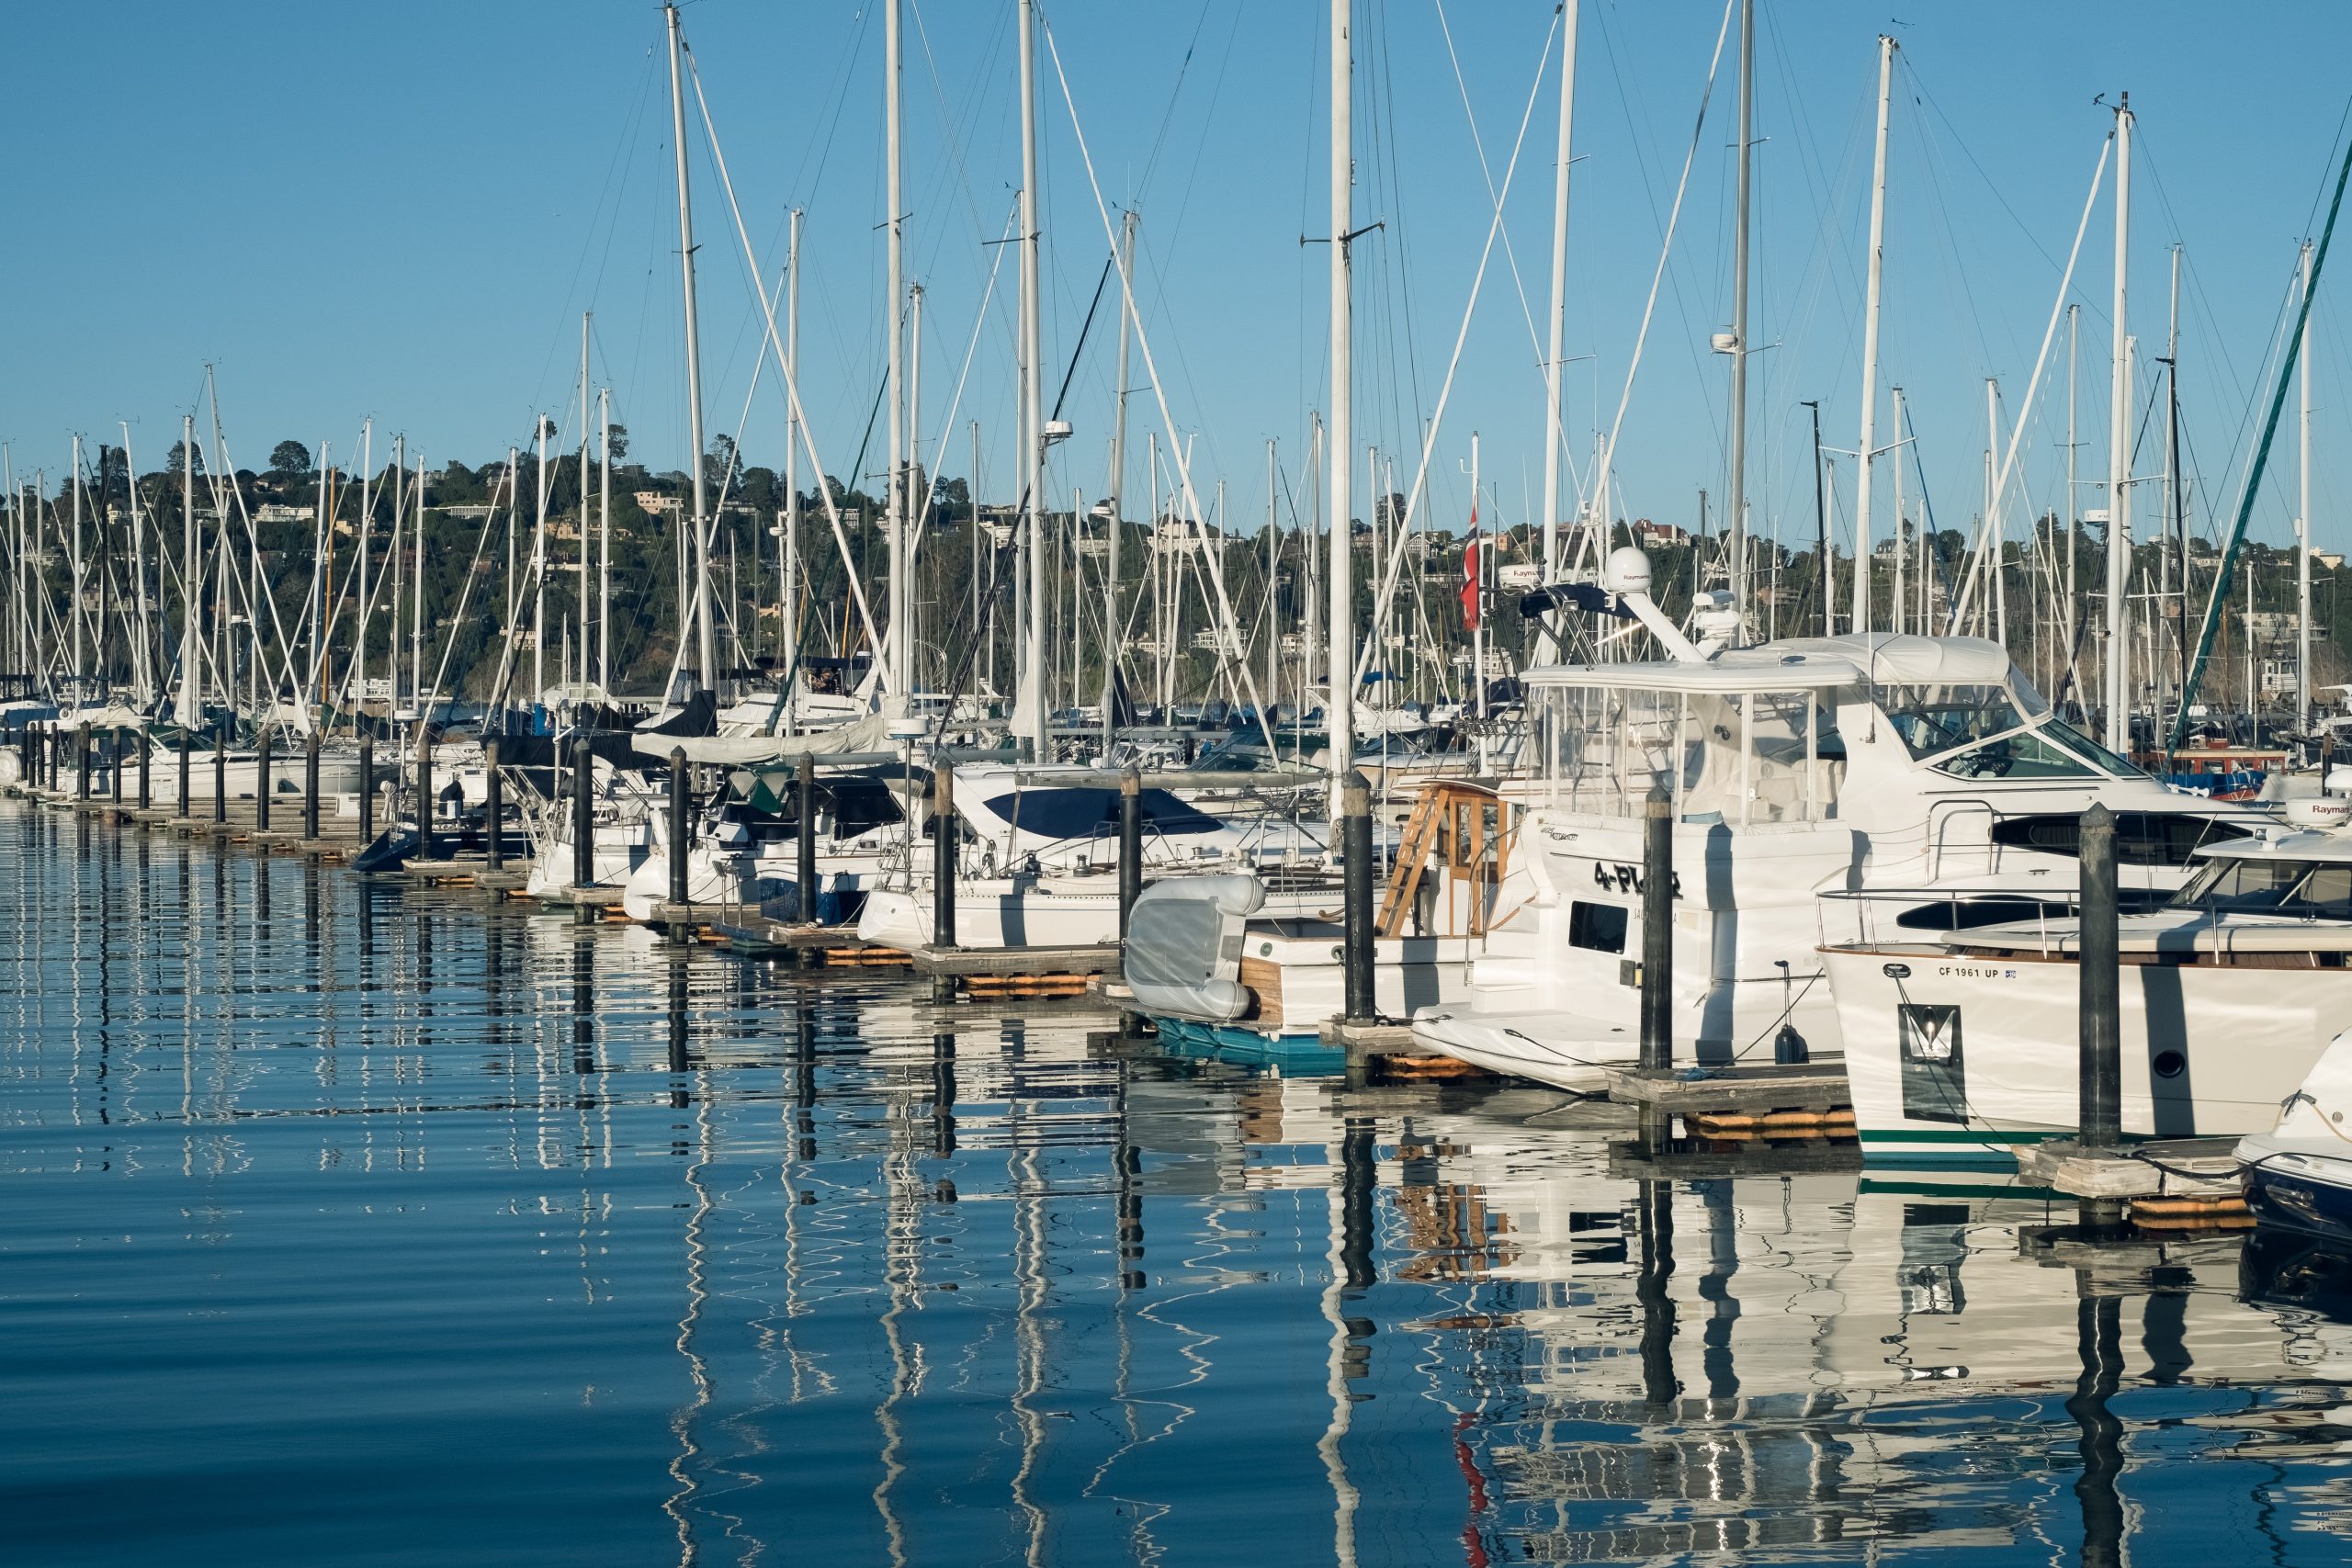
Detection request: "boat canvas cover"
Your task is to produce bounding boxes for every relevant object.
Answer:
[632,710,893,765]
[1124,875,1264,1024]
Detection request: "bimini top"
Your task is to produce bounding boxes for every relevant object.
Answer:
[1522,633,2010,695]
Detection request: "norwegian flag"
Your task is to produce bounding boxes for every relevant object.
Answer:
[1460,512,1481,631]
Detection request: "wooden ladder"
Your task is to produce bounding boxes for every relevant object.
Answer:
[1375,781,1458,938]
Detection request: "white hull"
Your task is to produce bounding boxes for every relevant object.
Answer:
[1824,943,2346,1161]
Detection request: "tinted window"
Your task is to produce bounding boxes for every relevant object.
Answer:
[825,780,903,837]
[1568,900,1627,954]
[982,787,1222,839]
[1991,811,2250,868]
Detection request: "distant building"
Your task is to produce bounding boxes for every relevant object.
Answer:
[254,502,313,525]
[635,491,682,514]
[1632,518,1690,548]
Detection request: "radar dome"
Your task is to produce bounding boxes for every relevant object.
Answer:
[1604,547,1652,595]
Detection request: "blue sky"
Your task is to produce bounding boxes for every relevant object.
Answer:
[6,0,2351,563]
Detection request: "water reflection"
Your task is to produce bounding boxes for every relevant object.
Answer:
[8,802,2352,1565]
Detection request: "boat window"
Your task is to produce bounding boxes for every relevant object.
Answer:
[2293,864,2352,916]
[2169,856,2303,910]
[1992,811,2252,867]
[824,780,904,837]
[983,787,1222,839]
[1567,900,1627,954]
[2040,716,2148,778]
[1881,683,2024,761]
[1935,726,2097,780]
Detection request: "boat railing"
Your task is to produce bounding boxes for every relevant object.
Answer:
[1815,885,2077,953]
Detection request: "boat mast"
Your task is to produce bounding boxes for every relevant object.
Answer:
[1263,437,1278,726]
[410,453,424,719]
[1725,0,1755,608]
[2299,239,2315,739]
[885,0,909,701]
[1327,0,1356,808]
[599,388,612,696]
[910,280,925,689]
[785,209,802,689]
[1850,34,1895,635]
[1105,208,1135,755]
[1016,0,1048,756]
[1890,386,1906,636]
[665,2,717,695]
[578,313,592,698]
[69,434,84,701]
[178,414,198,718]
[2103,92,2132,753]
[2159,247,2180,737]
[1538,0,1578,647]
[2065,303,2079,702]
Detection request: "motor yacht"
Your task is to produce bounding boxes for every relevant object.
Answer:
[1828,807,2352,1162]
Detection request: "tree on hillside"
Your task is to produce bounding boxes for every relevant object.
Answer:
[268,440,311,478]
[605,423,628,462]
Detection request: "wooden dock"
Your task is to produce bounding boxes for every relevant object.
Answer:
[2016,1136,2249,1228]
[909,942,1120,998]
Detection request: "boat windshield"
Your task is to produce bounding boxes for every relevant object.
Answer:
[1881,681,2142,780]
[2168,856,2352,916]
[1882,683,2028,761]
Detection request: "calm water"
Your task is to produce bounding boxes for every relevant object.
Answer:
[6,802,2352,1566]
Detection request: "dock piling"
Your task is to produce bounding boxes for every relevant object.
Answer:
[1341,769,1374,1025]
[137,729,150,810]
[108,728,122,807]
[2077,802,2124,1229]
[254,728,273,833]
[932,761,957,1000]
[573,739,595,921]
[415,728,435,861]
[797,757,818,921]
[212,733,226,823]
[667,747,689,940]
[1639,786,1675,1150]
[302,731,322,840]
[1118,764,1144,940]
[75,723,90,801]
[356,736,375,842]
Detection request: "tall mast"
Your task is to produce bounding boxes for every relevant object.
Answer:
[579,313,592,694]
[1724,0,1755,606]
[2103,93,2132,752]
[784,209,802,712]
[666,3,717,694]
[1539,0,1578,639]
[884,0,909,700]
[1017,0,1047,756]
[533,416,549,704]
[1890,386,1907,635]
[1850,34,1895,635]
[355,420,373,720]
[179,414,198,717]
[1327,0,1356,807]
[2065,303,2079,692]
[2160,246,2180,733]
[598,389,612,694]
[1264,438,1278,722]
[69,434,84,699]
[118,425,149,708]
[2301,239,2315,737]
[411,454,424,716]
[1105,208,1136,755]
[909,279,924,686]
